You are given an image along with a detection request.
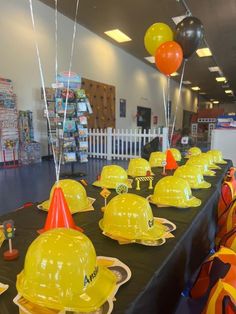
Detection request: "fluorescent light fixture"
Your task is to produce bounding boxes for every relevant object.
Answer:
[210,99,214,101]
[170,72,179,77]
[225,90,233,94]
[196,48,212,57]
[172,15,187,25]
[144,56,155,63]
[216,77,226,82]
[183,80,191,85]
[104,29,132,43]
[213,101,219,104]
[191,86,201,91]
[208,66,221,72]
[199,92,206,95]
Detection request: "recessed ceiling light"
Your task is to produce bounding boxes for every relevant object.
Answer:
[208,66,221,72]
[199,92,206,95]
[144,56,155,63]
[216,77,226,82]
[210,99,214,101]
[196,48,212,57]
[104,29,132,43]
[213,101,219,104]
[183,80,191,85]
[225,90,233,94]
[170,72,179,77]
[191,86,201,91]
[222,84,230,89]
[172,15,187,25]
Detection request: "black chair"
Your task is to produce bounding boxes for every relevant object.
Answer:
[141,137,161,160]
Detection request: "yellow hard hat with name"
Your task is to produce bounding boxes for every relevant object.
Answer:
[93,165,132,189]
[39,179,92,214]
[149,152,166,167]
[99,193,168,241]
[166,148,182,161]
[186,156,216,176]
[16,228,116,312]
[174,165,211,189]
[199,153,221,170]
[186,147,202,158]
[207,150,227,165]
[127,158,153,177]
[150,176,201,208]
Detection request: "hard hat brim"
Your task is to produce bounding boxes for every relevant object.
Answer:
[150,164,163,168]
[203,170,216,176]
[37,197,95,214]
[191,181,211,189]
[126,170,154,177]
[209,164,221,170]
[99,217,175,242]
[216,159,227,165]
[148,195,201,208]
[17,265,117,312]
[92,179,132,189]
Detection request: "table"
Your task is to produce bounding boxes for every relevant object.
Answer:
[0,161,231,314]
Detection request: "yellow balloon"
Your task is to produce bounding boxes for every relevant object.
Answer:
[144,22,173,56]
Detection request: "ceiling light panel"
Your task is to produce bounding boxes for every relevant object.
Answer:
[216,77,226,82]
[183,80,191,85]
[172,15,187,25]
[170,72,179,77]
[225,90,233,94]
[104,29,132,43]
[144,56,155,63]
[213,101,219,104]
[191,86,201,91]
[208,66,221,72]
[196,48,212,57]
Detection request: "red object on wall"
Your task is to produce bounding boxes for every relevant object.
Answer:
[153,116,158,125]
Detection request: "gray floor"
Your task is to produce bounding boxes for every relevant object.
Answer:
[0,158,128,215]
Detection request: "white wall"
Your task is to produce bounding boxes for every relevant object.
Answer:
[0,0,198,156]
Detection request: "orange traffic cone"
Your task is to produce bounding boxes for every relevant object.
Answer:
[165,149,178,170]
[38,187,83,234]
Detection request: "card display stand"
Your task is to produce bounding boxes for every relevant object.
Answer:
[44,88,91,178]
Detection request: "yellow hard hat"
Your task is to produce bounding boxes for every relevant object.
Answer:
[174,165,211,189]
[199,153,221,170]
[150,176,201,208]
[16,228,116,312]
[127,158,153,177]
[99,193,169,241]
[186,156,216,176]
[39,179,93,214]
[167,148,182,161]
[186,147,202,158]
[149,152,166,167]
[93,165,132,189]
[207,149,227,165]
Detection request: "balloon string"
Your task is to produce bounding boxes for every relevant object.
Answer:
[162,85,168,128]
[56,0,80,181]
[166,75,170,149]
[29,0,58,180]
[54,0,60,182]
[170,59,186,146]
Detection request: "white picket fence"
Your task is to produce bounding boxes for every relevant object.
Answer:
[88,127,168,160]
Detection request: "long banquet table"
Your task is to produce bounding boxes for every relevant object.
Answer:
[0,161,231,314]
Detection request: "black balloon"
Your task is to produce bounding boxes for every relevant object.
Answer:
[175,16,204,59]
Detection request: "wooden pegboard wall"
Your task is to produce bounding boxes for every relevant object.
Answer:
[81,77,116,129]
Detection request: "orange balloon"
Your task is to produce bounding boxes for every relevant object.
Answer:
[155,41,183,76]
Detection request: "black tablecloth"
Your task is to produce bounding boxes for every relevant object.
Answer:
[0,161,232,314]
